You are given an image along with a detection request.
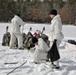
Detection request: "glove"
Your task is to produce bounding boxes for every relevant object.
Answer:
[54,39,57,43]
[19,25,21,27]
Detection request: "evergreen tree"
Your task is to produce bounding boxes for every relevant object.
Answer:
[60,0,76,24]
[67,0,76,4]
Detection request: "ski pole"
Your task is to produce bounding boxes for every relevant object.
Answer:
[42,27,45,34]
[7,60,27,75]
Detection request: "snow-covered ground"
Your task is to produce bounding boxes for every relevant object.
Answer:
[0,23,76,75]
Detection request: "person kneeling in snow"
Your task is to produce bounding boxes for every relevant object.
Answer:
[32,37,50,64]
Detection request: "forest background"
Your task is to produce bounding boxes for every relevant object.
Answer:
[0,0,76,25]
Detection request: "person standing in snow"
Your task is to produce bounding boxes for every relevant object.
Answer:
[49,9,64,69]
[10,14,25,49]
[32,37,50,64]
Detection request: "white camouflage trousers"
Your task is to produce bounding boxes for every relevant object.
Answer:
[10,32,23,48]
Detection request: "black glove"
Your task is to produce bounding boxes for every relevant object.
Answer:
[19,25,21,27]
[54,39,57,43]
[28,47,30,50]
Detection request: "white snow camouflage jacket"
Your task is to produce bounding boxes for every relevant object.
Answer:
[49,14,64,42]
[33,38,50,62]
[11,15,25,33]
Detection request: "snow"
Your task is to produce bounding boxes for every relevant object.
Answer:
[0,23,76,75]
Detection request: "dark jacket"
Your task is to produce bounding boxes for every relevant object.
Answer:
[47,41,60,62]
